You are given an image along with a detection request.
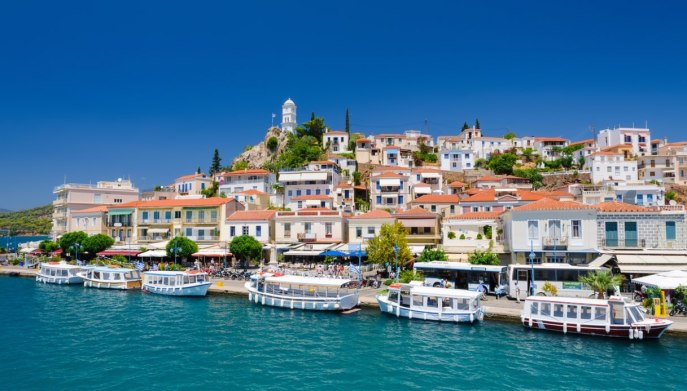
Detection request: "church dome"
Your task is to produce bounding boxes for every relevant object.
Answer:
[283,98,295,106]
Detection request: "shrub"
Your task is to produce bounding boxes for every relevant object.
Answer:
[476,233,483,240]
[267,136,278,151]
[399,269,423,283]
[542,281,558,296]
[383,279,394,286]
[448,231,456,239]
[468,250,500,265]
[460,233,466,240]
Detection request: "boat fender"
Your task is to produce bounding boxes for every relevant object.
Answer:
[577,324,581,333]
[528,317,533,327]
[645,324,651,332]
[629,329,634,340]
[408,310,412,319]
[563,323,567,334]
[638,330,644,340]
[605,325,610,334]
[470,313,474,323]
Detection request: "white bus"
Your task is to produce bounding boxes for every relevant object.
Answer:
[507,263,607,300]
[413,261,508,296]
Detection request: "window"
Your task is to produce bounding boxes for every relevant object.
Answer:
[211,210,217,221]
[242,226,249,235]
[186,210,193,222]
[325,223,333,235]
[581,306,592,320]
[256,226,262,237]
[572,220,581,238]
[306,189,311,195]
[315,189,321,195]
[356,227,362,238]
[185,228,192,236]
[153,211,160,220]
[230,226,235,236]
[142,211,149,220]
[530,302,539,315]
[297,201,303,209]
[666,222,676,240]
[376,196,382,204]
[567,305,578,319]
[284,223,291,238]
[288,190,292,196]
[540,303,551,316]
[595,307,607,321]
[165,211,171,220]
[94,194,102,203]
[431,205,436,212]
[296,190,302,196]
[367,226,375,235]
[326,189,331,195]
[305,223,312,234]
[527,221,539,239]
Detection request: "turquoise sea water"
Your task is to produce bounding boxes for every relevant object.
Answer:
[1,235,50,251]
[1,275,686,390]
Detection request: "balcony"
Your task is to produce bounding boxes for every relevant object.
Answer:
[602,238,645,249]
[106,221,132,227]
[139,218,173,225]
[187,235,220,242]
[53,198,67,206]
[139,234,172,242]
[542,236,568,250]
[53,211,67,219]
[184,218,219,224]
[297,233,317,242]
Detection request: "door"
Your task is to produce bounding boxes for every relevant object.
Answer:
[605,222,618,247]
[548,220,561,241]
[624,222,637,247]
[517,269,529,298]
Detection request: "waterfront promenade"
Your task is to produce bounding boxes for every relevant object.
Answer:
[3,265,686,335]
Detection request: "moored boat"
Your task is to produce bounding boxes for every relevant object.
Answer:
[377,282,484,323]
[245,274,359,311]
[142,270,212,296]
[36,262,84,285]
[521,296,673,339]
[79,266,142,290]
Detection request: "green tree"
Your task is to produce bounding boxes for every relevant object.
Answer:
[487,153,518,175]
[296,114,327,143]
[196,167,201,174]
[513,168,544,186]
[462,122,469,131]
[577,155,586,169]
[467,250,500,265]
[267,136,279,151]
[399,269,424,283]
[579,270,624,299]
[39,240,59,254]
[520,147,536,162]
[475,118,481,129]
[562,143,584,155]
[83,234,115,258]
[201,181,219,197]
[666,191,677,201]
[58,231,88,258]
[352,171,362,186]
[230,235,263,267]
[345,108,350,133]
[366,222,412,266]
[266,134,323,172]
[232,160,249,171]
[504,131,516,140]
[417,247,447,262]
[209,148,222,175]
[166,236,199,260]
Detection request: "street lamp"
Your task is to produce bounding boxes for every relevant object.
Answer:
[72,242,83,265]
[170,245,181,268]
[393,244,399,282]
[529,240,535,296]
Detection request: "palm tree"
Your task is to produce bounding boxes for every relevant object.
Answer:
[579,270,624,299]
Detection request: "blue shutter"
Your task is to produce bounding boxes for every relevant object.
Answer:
[666,222,676,240]
[376,196,382,203]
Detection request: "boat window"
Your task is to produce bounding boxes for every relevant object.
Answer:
[594,307,607,321]
[625,308,636,324]
[50,269,56,276]
[530,301,539,315]
[628,306,644,322]
[113,273,122,281]
[566,305,578,319]
[580,306,592,320]
[134,271,141,279]
[610,304,624,325]
[442,297,451,309]
[162,277,168,285]
[457,299,469,310]
[412,295,423,307]
[94,271,101,279]
[389,291,399,302]
[540,303,551,316]
[553,304,564,317]
[103,272,111,280]
[426,297,438,308]
[183,276,190,284]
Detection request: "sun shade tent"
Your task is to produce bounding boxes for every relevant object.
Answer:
[632,270,687,290]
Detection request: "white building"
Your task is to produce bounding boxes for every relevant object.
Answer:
[216,169,276,197]
[323,130,350,153]
[274,209,345,244]
[534,137,569,161]
[347,210,395,244]
[226,210,276,245]
[439,148,474,171]
[596,127,651,157]
[174,173,213,195]
[369,166,411,210]
[281,98,297,134]
[588,151,638,184]
[279,161,341,211]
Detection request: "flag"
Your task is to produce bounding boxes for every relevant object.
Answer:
[135,261,145,271]
[349,263,361,278]
[272,113,276,118]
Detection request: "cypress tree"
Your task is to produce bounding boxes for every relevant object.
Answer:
[209,148,222,175]
[462,122,469,131]
[345,109,350,133]
[475,118,481,129]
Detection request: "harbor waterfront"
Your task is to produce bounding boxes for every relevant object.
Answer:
[1,274,687,390]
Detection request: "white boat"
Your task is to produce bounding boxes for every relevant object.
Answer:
[79,266,142,290]
[521,296,673,339]
[377,282,485,323]
[36,262,84,285]
[142,270,213,296]
[245,274,359,311]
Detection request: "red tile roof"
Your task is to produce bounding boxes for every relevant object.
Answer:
[356,138,371,143]
[116,197,235,208]
[372,165,411,172]
[593,201,654,213]
[217,169,270,177]
[237,189,269,196]
[535,137,568,142]
[411,167,442,173]
[446,211,502,220]
[569,139,594,146]
[448,181,467,188]
[511,198,593,211]
[394,207,438,218]
[227,210,277,221]
[73,205,109,214]
[175,173,208,181]
[349,210,394,219]
[461,189,496,202]
[373,172,406,179]
[325,130,348,135]
[375,134,406,139]
[291,195,333,201]
[410,194,460,204]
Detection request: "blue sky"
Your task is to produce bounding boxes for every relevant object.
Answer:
[1,1,686,210]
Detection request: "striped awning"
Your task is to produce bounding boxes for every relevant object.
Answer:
[96,249,142,257]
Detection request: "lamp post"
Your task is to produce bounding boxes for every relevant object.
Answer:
[127,236,132,264]
[170,245,181,268]
[223,241,228,269]
[72,242,83,265]
[529,240,535,296]
[393,244,399,282]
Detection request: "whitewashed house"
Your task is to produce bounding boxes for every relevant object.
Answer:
[347,210,395,244]
[274,209,345,245]
[588,151,638,184]
[226,210,276,245]
[280,161,341,211]
[441,211,505,254]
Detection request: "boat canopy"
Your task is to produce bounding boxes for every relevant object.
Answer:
[144,271,207,277]
[264,275,352,287]
[410,286,482,299]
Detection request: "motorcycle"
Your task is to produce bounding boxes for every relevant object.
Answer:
[633,290,647,303]
[669,301,687,316]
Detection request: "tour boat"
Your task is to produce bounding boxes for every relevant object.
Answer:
[245,274,359,311]
[36,262,84,285]
[521,296,673,340]
[79,266,142,290]
[377,282,485,323]
[142,270,213,296]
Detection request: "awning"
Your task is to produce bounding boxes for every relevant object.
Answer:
[96,249,142,257]
[108,209,133,216]
[632,270,687,289]
[138,250,168,258]
[588,254,613,268]
[284,249,326,256]
[192,249,232,257]
[399,218,436,228]
[414,187,431,194]
[409,245,427,254]
[420,172,441,178]
[279,173,301,181]
[614,254,687,274]
[301,172,329,181]
[379,178,400,187]
[20,247,37,254]
[305,200,321,206]
[147,228,169,234]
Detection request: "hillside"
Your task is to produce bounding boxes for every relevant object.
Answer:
[0,204,53,235]
[231,127,291,170]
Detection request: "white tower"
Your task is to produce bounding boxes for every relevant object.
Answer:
[281,98,297,133]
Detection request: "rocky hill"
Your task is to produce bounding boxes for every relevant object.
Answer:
[0,204,53,235]
[231,127,291,170]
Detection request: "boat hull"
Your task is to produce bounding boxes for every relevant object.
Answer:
[246,283,358,311]
[377,296,483,323]
[521,317,671,339]
[83,278,142,290]
[35,274,83,285]
[143,282,212,297]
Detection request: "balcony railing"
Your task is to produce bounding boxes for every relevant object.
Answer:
[184,218,219,224]
[187,235,220,241]
[53,211,67,219]
[542,236,568,249]
[139,218,173,225]
[106,222,132,227]
[297,233,317,242]
[139,235,172,242]
[53,198,67,206]
[601,238,645,248]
